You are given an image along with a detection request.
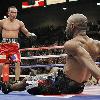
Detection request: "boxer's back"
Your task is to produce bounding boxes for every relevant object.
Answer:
[64,35,99,83]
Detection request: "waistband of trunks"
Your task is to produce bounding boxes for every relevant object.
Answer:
[65,75,87,85]
[2,38,18,43]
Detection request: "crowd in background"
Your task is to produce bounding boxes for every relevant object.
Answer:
[9,45,66,76]
[8,43,100,85]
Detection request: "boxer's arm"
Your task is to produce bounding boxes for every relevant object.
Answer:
[75,45,100,79]
[20,21,37,40]
[0,27,2,33]
[0,20,3,32]
[93,39,100,57]
[20,21,31,37]
[64,41,100,79]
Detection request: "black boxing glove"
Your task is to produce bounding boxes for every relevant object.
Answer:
[2,82,12,94]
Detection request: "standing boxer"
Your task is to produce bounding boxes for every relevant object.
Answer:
[0,6,37,83]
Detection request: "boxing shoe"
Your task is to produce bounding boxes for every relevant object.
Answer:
[1,82,12,94]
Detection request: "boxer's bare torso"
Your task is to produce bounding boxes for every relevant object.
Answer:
[64,34,100,83]
[0,18,24,38]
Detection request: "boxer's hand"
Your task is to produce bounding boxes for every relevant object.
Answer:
[28,33,37,41]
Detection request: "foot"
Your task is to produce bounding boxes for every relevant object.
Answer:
[2,82,12,94]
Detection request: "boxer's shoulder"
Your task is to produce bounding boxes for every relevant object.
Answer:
[64,39,80,50]
[18,20,25,27]
[15,19,23,24]
[0,19,5,25]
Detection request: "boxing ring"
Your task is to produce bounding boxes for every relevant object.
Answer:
[1,45,100,100]
[1,86,100,100]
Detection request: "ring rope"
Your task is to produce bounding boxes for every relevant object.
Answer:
[20,46,100,68]
[20,46,64,51]
[11,62,100,68]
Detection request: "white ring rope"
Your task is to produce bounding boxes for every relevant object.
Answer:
[21,54,67,59]
[19,45,100,68]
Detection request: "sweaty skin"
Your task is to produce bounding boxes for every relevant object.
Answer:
[64,35,100,83]
[0,18,30,38]
[1,19,25,38]
[0,8,31,38]
[63,13,100,83]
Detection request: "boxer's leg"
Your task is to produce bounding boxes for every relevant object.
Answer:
[2,78,28,94]
[0,63,3,89]
[15,62,21,82]
[0,63,3,81]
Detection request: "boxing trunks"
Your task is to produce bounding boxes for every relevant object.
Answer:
[26,70,86,95]
[0,38,21,63]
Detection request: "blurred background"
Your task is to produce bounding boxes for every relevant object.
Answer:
[0,0,100,48]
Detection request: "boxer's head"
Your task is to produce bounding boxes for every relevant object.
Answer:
[8,6,18,20]
[65,13,88,39]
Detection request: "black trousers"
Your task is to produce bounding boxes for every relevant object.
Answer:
[27,73,85,95]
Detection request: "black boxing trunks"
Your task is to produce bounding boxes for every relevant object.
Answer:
[26,70,86,95]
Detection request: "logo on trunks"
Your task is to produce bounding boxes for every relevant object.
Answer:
[0,55,6,59]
